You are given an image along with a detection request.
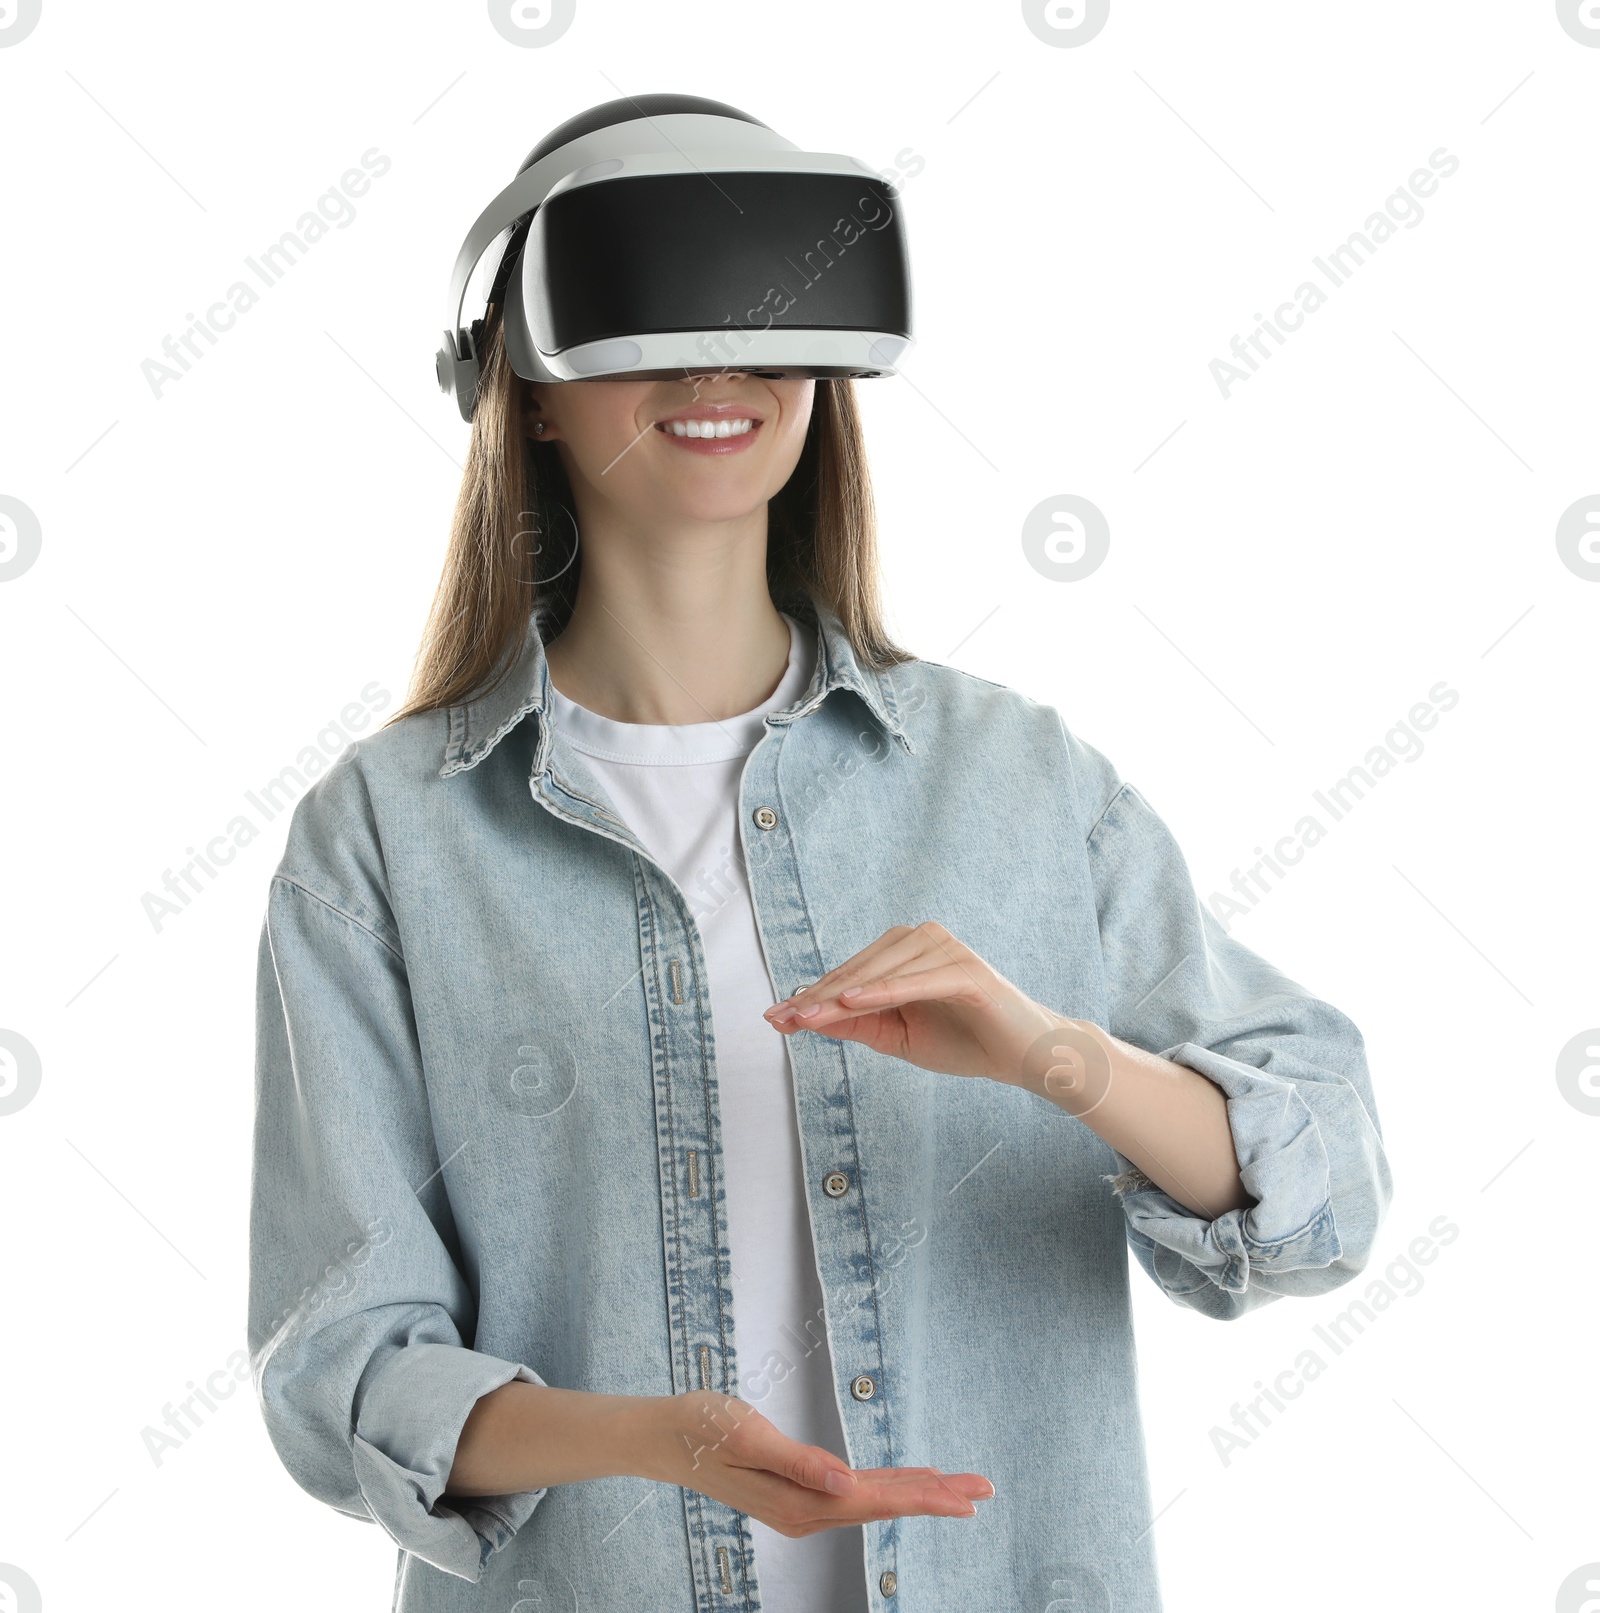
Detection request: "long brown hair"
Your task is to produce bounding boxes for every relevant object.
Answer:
[388,304,914,726]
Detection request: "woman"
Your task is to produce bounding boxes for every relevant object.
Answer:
[249,98,1391,1613]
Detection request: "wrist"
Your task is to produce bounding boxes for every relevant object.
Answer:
[632,1390,753,1488]
[621,1393,697,1486]
[1013,1014,1118,1116]
[600,1393,668,1484]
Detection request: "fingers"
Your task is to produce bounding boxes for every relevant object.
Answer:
[671,1393,997,1537]
[767,962,994,1031]
[746,1467,995,1536]
[856,1466,995,1502]
[749,1439,994,1515]
[741,1423,977,1504]
[760,1433,860,1496]
[824,1466,996,1524]
[727,1422,995,1523]
[779,922,968,1009]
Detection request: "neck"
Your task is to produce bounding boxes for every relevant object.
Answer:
[544,505,792,725]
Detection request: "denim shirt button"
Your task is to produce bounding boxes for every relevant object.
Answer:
[850,1373,876,1400]
[752,805,779,830]
[823,1170,850,1197]
[879,1569,898,1596]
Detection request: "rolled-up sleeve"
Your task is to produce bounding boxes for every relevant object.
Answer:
[250,857,551,1579]
[1061,721,1393,1320]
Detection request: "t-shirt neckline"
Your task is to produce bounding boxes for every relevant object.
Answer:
[546,612,815,766]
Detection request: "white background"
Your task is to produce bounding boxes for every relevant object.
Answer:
[1,2,1596,1609]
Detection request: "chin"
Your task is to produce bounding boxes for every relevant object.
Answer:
[656,488,772,524]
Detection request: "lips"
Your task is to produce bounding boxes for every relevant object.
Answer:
[652,408,764,455]
[658,417,757,440]
[653,403,767,426]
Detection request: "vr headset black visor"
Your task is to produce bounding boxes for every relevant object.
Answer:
[436,94,915,419]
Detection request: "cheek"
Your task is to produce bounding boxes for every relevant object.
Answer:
[597,399,643,446]
[773,409,812,461]
[570,405,649,467]
[787,384,817,430]
[562,386,651,455]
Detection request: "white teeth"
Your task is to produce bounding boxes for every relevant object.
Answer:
[661,417,755,438]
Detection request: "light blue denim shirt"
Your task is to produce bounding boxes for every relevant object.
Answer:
[249,595,1392,1612]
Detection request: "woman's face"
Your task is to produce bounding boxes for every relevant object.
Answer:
[524,373,816,528]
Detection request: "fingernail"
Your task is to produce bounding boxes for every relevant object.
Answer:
[796,1002,821,1017]
[824,1470,855,1495]
[840,985,864,998]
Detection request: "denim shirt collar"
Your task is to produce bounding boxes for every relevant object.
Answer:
[437,595,914,779]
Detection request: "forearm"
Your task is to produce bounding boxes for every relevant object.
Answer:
[1007,1017,1254,1219]
[445,1381,667,1497]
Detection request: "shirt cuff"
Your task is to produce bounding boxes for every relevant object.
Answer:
[351,1341,550,1580]
[1105,1040,1342,1296]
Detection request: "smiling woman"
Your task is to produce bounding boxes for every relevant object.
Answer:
[246,93,1392,1613]
[393,285,908,730]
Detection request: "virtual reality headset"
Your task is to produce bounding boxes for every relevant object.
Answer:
[435,93,914,421]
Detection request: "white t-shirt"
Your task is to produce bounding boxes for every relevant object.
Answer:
[545,613,868,1613]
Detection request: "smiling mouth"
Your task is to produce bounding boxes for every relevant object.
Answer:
[655,418,760,439]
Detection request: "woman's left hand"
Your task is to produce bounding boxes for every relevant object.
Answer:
[763,922,1067,1086]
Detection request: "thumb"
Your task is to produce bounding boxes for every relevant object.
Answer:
[758,1428,858,1495]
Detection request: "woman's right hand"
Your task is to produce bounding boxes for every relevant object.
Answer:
[643,1390,995,1538]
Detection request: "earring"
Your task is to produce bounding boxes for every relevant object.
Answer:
[533,422,545,435]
